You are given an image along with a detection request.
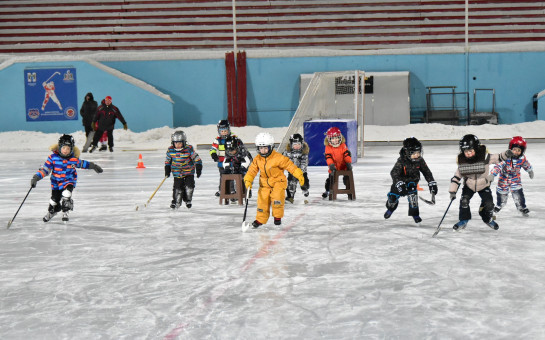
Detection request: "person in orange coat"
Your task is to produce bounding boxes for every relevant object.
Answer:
[244,132,305,228]
[322,127,353,198]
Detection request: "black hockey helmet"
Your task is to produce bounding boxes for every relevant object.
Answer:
[225,136,242,154]
[402,137,422,161]
[58,134,75,158]
[217,119,231,135]
[459,134,480,152]
[171,130,187,149]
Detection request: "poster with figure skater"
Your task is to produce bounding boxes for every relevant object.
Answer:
[24,67,78,122]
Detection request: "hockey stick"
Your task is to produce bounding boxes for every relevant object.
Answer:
[419,193,436,205]
[7,187,33,229]
[432,197,455,238]
[136,176,167,211]
[44,71,60,83]
[241,188,252,232]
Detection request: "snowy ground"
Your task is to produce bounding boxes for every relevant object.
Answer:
[1,129,545,339]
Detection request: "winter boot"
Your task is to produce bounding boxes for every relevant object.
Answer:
[43,201,60,222]
[286,197,294,204]
[43,210,57,222]
[274,217,282,225]
[215,191,220,197]
[170,200,177,209]
[252,220,262,229]
[89,145,97,153]
[303,189,309,197]
[413,216,422,223]
[99,144,107,152]
[453,220,469,231]
[487,220,499,230]
[186,201,192,209]
[322,191,329,199]
[493,206,501,213]
[384,210,393,219]
[520,208,530,217]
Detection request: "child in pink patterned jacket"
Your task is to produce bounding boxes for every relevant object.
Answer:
[490,136,534,217]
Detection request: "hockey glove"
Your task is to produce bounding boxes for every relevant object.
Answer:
[449,192,456,200]
[345,163,352,171]
[165,165,171,178]
[244,180,252,189]
[223,166,233,174]
[123,123,128,131]
[301,172,310,190]
[395,181,407,195]
[30,174,40,188]
[88,162,103,173]
[328,163,336,172]
[486,174,495,184]
[293,168,305,187]
[505,149,514,158]
[428,181,438,195]
[211,153,219,162]
[528,170,534,179]
[196,164,202,178]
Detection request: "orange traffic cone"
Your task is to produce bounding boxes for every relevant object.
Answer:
[136,154,146,168]
[417,184,424,191]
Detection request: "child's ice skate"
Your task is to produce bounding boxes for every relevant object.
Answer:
[384,210,393,219]
[186,201,192,209]
[453,220,469,231]
[413,216,422,224]
[322,191,329,199]
[62,212,69,222]
[43,211,57,222]
[520,208,530,217]
[487,220,499,230]
[274,217,282,225]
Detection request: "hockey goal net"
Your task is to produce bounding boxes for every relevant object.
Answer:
[278,70,365,158]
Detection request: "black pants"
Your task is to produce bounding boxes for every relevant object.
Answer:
[49,185,74,212]
[172,176,195,203]
[385,181,419,216]
[92,129,114,148]
[459,185,494,223]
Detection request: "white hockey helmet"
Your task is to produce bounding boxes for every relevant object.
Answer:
[255,132,275,157]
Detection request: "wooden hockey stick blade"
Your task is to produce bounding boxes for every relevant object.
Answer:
[241,221,252,232]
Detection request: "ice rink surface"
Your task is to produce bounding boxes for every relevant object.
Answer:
[1,143,545,339]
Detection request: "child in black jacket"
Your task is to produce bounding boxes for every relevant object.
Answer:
[384,137,437,223]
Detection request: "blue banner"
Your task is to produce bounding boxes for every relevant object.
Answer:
[25,67,78,122]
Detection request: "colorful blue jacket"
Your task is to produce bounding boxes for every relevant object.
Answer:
[491,155,533,192]
[35,146,90,190]
[210,134,237,167]
[165,145,202,178]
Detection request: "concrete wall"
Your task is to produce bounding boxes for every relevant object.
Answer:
[1,49,544,133]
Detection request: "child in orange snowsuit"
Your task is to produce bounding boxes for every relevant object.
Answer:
[244,132,305,228]
[322,127,353,198]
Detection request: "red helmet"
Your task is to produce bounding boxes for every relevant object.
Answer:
[509,136,527,155]
[326,127,342,147]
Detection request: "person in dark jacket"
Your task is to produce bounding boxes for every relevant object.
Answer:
[80,92,97,152]
[384,137,437,224]
[89,96,127,153]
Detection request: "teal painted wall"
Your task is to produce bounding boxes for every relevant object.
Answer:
[2,51,544,133]
[0,61,173,133]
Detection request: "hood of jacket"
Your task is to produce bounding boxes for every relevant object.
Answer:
[285,142,310,155]
[85,92,94,101]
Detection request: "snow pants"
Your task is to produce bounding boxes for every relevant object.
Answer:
[385,181,419,216]
[172,176,195,204]
[459,185,494,223]
[256,182,287,224]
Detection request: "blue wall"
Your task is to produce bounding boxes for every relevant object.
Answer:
[0,61,173,133]
[2,50,544,133]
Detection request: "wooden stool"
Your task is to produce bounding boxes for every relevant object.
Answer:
[219,174,245,205]
[329,170,356,201]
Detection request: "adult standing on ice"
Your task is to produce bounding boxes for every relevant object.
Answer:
[89,96,127,153]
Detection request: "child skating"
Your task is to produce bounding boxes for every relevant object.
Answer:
[243,132,305,228]
[490,136,534,216]
[282,133,310,203]
[384,137,437,224]
[210,119,235,197]
[165,130,202,209]
[222,136,253,201]
[30,134,103,222]
[322,127,353,198]
[448,134,513,231]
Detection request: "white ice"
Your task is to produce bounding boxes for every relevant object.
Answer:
[1,124,545,339]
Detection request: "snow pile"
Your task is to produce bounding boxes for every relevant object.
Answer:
[2,121,544,152]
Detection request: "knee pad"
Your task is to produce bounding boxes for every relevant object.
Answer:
[386,193,400,210]
[184,187,194,202]
[483,200,494,211]
[461,195,470,209]
[407,194,418,209]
